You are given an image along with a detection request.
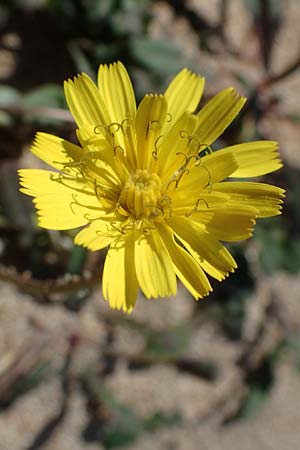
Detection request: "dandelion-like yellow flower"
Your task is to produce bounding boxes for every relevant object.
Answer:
[19,62,284,312]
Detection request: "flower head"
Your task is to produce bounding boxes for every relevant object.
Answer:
[19,62,284,312]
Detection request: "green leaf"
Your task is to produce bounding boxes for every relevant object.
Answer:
[94,43,120,62]
[234,352,276,421]
[244,0,282,18]
[0,85,21,107]
[82,373,182,448]
[21,84,67,125]
[82,375,143,448]
[0,111,13,126]
[255,220,300,274]
[143,410,182,431]
[85,0,115,21]
[68,42,96,79]
[67,245,87,275]
[237,386,269,419]
[145,324,191,358]
[130,37,190,76]
[284,339,300,371]
[102,405,142,449]
[0,361,51,408]
[22,84,65,109]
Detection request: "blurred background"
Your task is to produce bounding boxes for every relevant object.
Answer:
[0,0,299,449]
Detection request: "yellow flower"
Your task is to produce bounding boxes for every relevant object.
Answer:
[19,62,284,313]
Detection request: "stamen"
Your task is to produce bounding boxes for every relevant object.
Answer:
[110,221,125,234]
[187,135,202,153]
[108,122,122,135]
[197,198,209,208]
[50,173,94,194]
[166,179,177,190]
[175,152,189,168]
[70,193,79,214]
[70,193,101,214]
[106,221,135,236]
[152,135,163,160]
[94,181,108,198]
[122,223,135,232]
[62,161,84,176]
[94,183,117,210]
[94,122,123,139]
[52,158,72,167]
[161,195,172,207]
[95,229,116,238]
[121,117,132,130]
[185,198,209,217]
[175,152,203,173]
[180,130,189,139]
[115,202,130,217]
[149,120,161,131]
[174,168,190,188]
[94,124,106,135]
[146,120,161,137]
[166,113,172,123]
[49,173,61,182]
[113,145,125,157]
[152,150,158,160]
[56,149,105,181]
[142,226,155,235]
[109,238,126,250]
[84,213,94,221]
[167,168,190,190]
[160,195,173,218]
[201,165,212,192]
[178,132,213,159]
[194,157,202,167]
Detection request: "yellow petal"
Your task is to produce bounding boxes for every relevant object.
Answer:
[158,112,197,180]
[175,151,238,193]
[164,68,205,131]
[64,73,110,129]
[135,229,176,299]
[135,94,167,169]
[97,62,138,169]
[33,196,93,229]
[19,169,102,230]
[98,61,136,126]
[18,169,93,197]
[195,87,246,146]
[76,124,105,147]
[74,219,116,250]
[158,224,212,299]
[170,215,237,277]
[193,205,258,241]
[102,233,138,312]
[75,127,126,181]
[31,132,83,171]
[199,259,229,281]
[216,141,282,177]
[213,181,285,217]
[171,190,229,215]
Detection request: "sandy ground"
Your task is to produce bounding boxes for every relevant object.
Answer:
[0,271,300,450]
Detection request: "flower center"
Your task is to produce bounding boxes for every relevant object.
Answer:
[118,169,162,219]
